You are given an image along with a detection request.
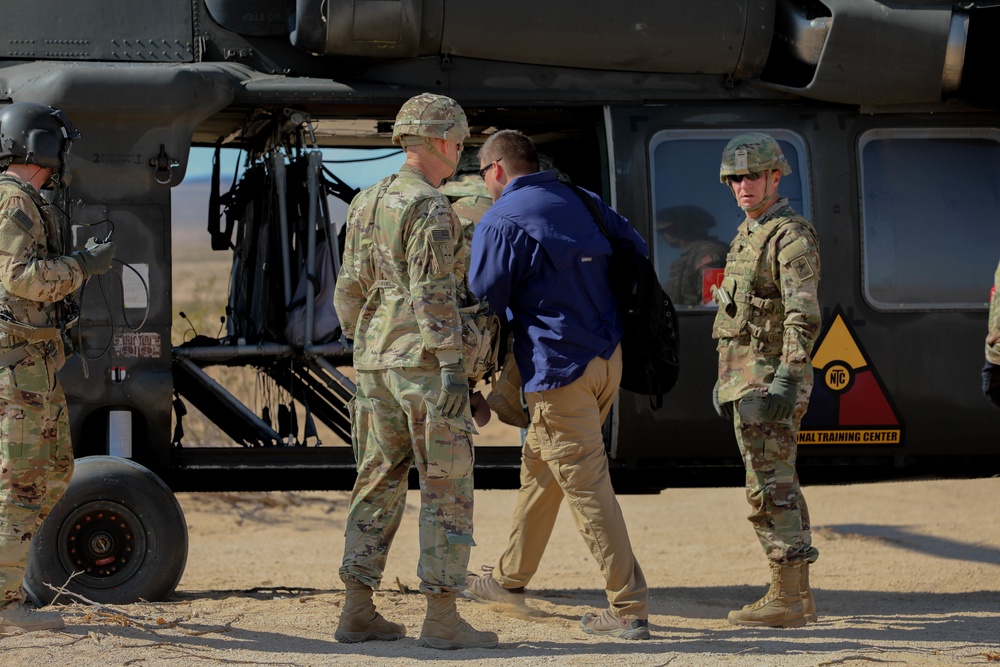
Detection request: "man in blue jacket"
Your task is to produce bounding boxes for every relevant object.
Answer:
[464,129,651,640]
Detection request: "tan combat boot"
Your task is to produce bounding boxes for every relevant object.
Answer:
[418,592,499,649]
[334,579,405,643]
[0,601,64,634]
[800,563,818,623]
[728,562,807,628]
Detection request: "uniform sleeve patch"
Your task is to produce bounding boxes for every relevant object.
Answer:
[10,208,34,233]
[790,255,815,281]
[778,236,816,282]
[429,225,455,275]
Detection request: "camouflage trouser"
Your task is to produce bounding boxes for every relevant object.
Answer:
[0,347,74,606]
[733,395,818,565]
[340,366,475,595]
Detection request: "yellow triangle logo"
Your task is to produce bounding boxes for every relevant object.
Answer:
[798,305,903,445]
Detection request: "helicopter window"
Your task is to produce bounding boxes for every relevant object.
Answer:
[859,130,1000,311]
[648,130,810,310]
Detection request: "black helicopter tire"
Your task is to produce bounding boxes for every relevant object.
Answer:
[24,456,188,606]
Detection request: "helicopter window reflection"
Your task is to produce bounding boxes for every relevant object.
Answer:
[648,131,810,310]
[860,130,1000,311]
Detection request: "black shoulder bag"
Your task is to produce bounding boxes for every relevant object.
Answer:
[568,185,680,409]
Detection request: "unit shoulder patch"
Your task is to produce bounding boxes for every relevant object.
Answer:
[777,236,816,282]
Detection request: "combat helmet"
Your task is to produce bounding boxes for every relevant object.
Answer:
[0,102,80,179]
[719,132,791,184]
[392,93,469,146]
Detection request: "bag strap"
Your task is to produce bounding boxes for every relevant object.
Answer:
[567,184,670,411]
[566,184,611,240]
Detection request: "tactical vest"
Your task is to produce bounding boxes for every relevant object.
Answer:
[0,175,73,357]
[712,205,817,353]
[350,172,498,380]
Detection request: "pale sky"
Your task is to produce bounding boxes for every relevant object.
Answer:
[183,146,405,190]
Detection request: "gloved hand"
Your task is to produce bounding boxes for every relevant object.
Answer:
[712,380,733,420]
[764,366,799,422]
[73,237,117,277]
[983,360,1000,409]
[436,352,469,418]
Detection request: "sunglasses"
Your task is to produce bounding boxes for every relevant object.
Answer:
[726,171,764,184]
[478,157,502,179]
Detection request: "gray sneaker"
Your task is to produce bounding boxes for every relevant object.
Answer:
[463,566,526,605]
[0,602,64,634]
[580,608,650,640]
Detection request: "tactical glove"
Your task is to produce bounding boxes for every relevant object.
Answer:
[436,351,469,418]
[764,366,799,422]
[73,237,117,277]
[983,360,1000,409]
[712,380,733,421]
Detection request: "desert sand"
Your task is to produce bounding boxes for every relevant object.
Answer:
[2,465,999,666]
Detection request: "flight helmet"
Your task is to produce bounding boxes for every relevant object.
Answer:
[719,132,791,183]
[0,102,80,183]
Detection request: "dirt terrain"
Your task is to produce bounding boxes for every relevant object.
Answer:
[2,465,1000,666]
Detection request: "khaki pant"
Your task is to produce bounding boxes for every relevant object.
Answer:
[493,345,648,619]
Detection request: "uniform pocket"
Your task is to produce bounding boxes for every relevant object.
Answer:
[424,413,474,480]
[737,396,767,426]
[0,403,28,460]
[349,396,372,470]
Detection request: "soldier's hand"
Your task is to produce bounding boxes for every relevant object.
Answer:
[983,360,1000,409]
[764,369,798,422]
[712,380,733,420]
[73,237,117,277]
[437,362,469,418]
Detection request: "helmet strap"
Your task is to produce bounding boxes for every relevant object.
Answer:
[745,171,779,216]
[400,135,458,178]
[423,137,457,178]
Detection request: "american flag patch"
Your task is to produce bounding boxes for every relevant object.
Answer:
[11,209,33,233]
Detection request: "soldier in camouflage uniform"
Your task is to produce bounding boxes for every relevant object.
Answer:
[983,260,1000,409]
[333,93,497,650]
[710,133,821,628]
[657,205,728,306]
[0,102,116,634]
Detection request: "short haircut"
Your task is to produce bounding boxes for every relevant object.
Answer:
[479,129,539,175]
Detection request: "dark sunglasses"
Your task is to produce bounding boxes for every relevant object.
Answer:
[478,157,502,179]
[726,171,763,184]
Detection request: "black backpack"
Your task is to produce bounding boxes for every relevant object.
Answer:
[569,185,680,409]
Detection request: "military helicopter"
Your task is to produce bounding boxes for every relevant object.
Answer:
[2,0,999,606]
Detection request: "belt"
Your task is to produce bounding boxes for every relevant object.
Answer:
[0,344,30,368]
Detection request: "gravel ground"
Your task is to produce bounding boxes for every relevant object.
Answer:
[2,475,1000,666]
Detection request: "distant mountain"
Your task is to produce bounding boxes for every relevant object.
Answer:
[171,176,218,237]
